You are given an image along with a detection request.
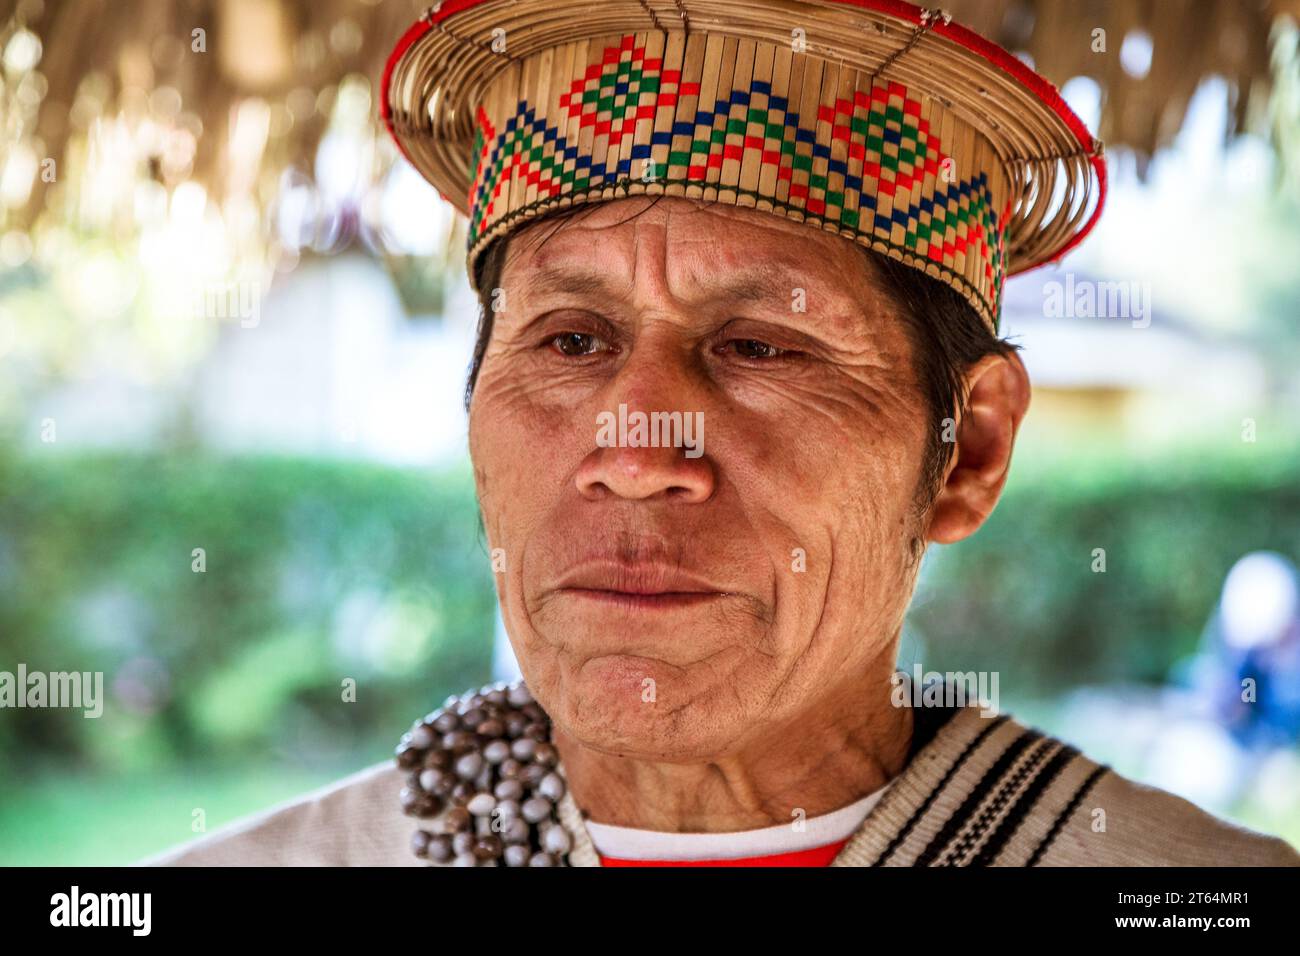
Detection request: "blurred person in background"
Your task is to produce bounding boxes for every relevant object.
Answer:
[1202,552,1300,749]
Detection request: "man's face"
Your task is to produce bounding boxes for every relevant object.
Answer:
[468,197,932,761]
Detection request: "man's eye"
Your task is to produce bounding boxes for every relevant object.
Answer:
[549,332,608,356]
[725,338,786,360]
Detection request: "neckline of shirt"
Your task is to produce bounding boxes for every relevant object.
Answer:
[585,783,891,862]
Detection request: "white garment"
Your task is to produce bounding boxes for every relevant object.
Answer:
[584,785,890,861]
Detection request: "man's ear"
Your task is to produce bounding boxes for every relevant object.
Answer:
[925,350,1031,545]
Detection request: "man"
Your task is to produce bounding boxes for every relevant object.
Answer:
[149,0,1299,866]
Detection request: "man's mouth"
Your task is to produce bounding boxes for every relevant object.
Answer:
[554,560,731,612]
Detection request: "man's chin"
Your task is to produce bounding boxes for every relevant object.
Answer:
[551,653,746,761]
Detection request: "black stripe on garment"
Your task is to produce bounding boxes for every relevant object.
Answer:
[967,744,1081,867]
[870,713,1011,867]
[939,738,1059,866]
[911,727,1044,868]
[1026,763,1110,867]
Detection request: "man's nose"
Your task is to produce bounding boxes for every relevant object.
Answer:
[574,339,716,503]
[575,439,715,503]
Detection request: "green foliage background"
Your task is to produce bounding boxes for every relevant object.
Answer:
[909,445,1300,690]
[0,451,497,774]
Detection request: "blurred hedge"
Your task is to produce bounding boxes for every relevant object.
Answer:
[909,445,1300,694]
[1,445,1297,770]
[0,451,497,770]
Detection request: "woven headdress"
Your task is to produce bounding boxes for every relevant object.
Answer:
[382,0,1106,330]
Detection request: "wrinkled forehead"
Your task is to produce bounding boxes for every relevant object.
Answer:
[497,196,883,309]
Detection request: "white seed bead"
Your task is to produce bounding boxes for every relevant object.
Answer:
[467,792,496,817]
[538,772,565,802]
[521,796,552,824]
[543,825,573,855]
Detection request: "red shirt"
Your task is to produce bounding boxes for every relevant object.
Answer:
[599,837,852,867]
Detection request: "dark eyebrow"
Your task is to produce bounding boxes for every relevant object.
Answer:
[522,265,622,301]
[708,269,801,304]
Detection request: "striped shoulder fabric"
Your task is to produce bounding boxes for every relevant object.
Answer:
[832,707,1104,866]
[829,706,1300,867]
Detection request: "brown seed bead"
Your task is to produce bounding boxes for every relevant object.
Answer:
[498,758,522,780]
[395,745,422,770]
[450,781,474,805]
[523,722,549,743]
[461,707,486,728]
[423,749,451,771]
[532,742,559,767]
[476,718,505,738]
[443,730,476,753]
[504,713,527,738]
[473,834,504,861]
[442,807,472,834]
[520,763,547,787]
[521,702,546,723]
[410,830,433,858]
[427,834,453,863]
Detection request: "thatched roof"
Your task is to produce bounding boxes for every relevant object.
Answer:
[2,0,1296,243]
[945,0,1300,165]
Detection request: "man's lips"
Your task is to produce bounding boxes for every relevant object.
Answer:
[561,589,728,611]
[553,560,732,611]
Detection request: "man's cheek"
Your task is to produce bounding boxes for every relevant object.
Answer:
[477,428,572,544]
